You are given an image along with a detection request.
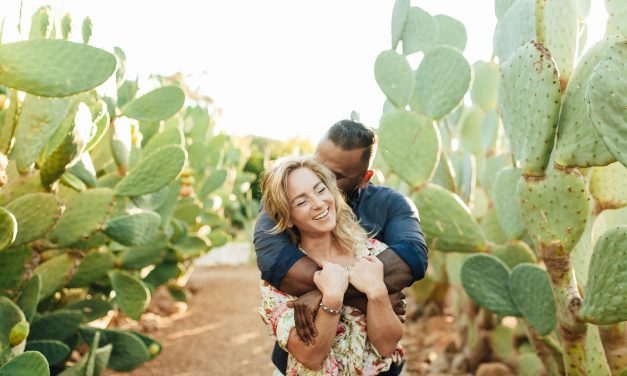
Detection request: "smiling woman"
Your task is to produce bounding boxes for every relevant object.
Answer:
[258,156,405,375]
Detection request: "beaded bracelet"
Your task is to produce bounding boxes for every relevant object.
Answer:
[319,302,342,315]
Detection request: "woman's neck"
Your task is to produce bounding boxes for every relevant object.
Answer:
[300,232,341,262]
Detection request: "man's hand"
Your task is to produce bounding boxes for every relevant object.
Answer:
[286,289,323,345]
[389,291,407,323]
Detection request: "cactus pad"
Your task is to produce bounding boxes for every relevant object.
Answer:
[537,0,578,82]
[579,226,627,324]
[141,125,184,159]
[518,168,589,251]
[471,60,500,111]
[0,207,17,251]
[493,168,526,239]
[66,298,112,322]
[510,264,557,335]
[461,253,520,316]
[401,7,436,55]
[498,42,561,176]
[379,110,440,188]
[585,40,627,167]
[0,247,32,292]
[433,15,467,51]
[412,184,487,253]
[606,0,627,38]
[589,162,627,210]
[411,46,471,119]
[34,254,74,300]
[79,327,150,371]
[493,0,535,62]
[30,310,84,342]
[67,251,115,288]
[374,50,413,108]
[200,169,228,197]
[490,240,536,269]
[49,188,114,247]
[120,234,167,269]
[554,36,622,167]
[103,211,161,246]
[460,105,484,155]
[6,193,61,246]
[40,103,93,189]
[13,95,71,173]
[15,275,41,323]
[25,340,70,366]
[114,145,186,196]
[0,40,115,97]
[108,271,150,320]
[0,351,49,376]
[480,209,508,244]
[391,0,410,48]
[121,86,185,122]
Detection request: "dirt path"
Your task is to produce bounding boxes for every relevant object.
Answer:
[105,263,463,376]
[107,265,275,376]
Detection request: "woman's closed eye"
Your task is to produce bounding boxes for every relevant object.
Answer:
[317,186,326,194]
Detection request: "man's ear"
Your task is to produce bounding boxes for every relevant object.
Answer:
[358,170,374,189]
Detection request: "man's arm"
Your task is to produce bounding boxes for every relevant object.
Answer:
[254,210,308,290]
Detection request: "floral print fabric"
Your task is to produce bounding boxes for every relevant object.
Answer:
[259,239,405,375]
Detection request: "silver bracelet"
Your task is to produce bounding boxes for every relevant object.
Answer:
[319,302,342,315]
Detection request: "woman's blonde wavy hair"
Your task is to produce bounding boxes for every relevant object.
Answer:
[261,156,368,255]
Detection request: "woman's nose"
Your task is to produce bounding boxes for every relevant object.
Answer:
[311,195,324,208]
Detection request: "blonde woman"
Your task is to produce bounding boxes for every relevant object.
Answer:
[259,156,404,375]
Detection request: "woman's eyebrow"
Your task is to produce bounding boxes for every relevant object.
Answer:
[290,181,324,204]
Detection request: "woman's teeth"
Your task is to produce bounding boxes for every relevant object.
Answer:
[313,208,329,220]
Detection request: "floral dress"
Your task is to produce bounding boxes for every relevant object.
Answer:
[259,238,405,376]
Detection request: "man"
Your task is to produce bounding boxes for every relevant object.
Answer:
[254,119,428,375]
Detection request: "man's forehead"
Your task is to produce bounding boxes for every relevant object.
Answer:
[315,140,366,175]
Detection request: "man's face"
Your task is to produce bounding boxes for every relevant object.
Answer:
[315,139,370,195]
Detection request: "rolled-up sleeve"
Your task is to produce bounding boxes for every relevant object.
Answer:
[382,191,428,282]
[254,211,305,289]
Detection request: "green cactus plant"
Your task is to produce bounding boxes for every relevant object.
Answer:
[0,351,49,376]
[108,271,150,320]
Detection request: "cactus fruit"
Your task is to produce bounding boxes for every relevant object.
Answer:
[461,254,520,316]
[8,321,29,347]
[585,40,627,167]
[121,86,185,122]
[411,46,471,119]
[412,184,487,252]
[379,111,441,187]
[374,50,413,109]
[579,226,627,324]
[0,40,115,97]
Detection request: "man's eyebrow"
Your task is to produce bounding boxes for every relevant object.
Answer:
[290,181,324,204]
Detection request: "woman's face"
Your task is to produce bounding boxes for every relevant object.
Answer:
[286,167,336,235]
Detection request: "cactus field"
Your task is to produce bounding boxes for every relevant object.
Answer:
[0,1,626,375]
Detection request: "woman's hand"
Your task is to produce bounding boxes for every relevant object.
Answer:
[348,255,387,298]
[313,262,349,303]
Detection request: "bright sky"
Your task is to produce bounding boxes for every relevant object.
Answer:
[1,0,608,143]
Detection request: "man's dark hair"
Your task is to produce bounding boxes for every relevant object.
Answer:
[323,119,378,167]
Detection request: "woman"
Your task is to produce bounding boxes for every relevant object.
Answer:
[259,156,404,375]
